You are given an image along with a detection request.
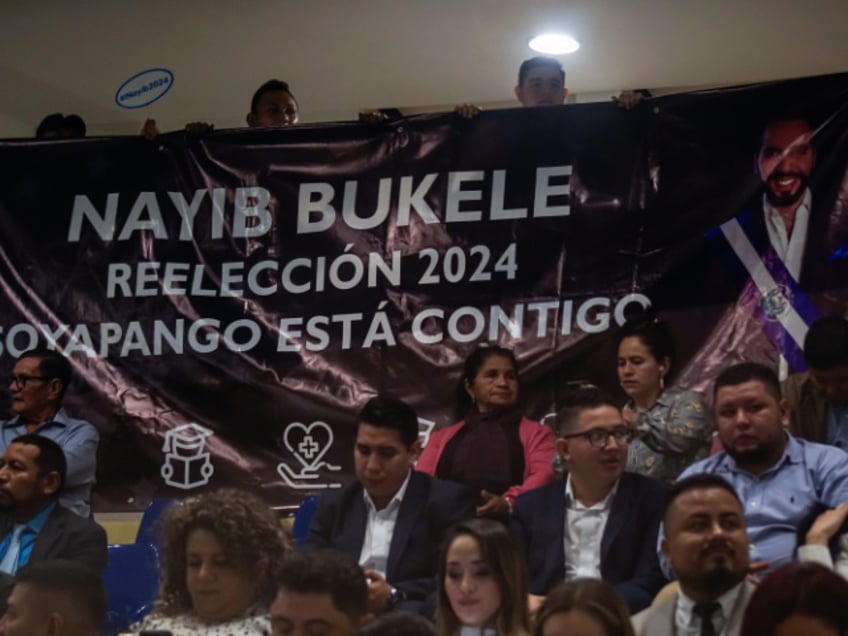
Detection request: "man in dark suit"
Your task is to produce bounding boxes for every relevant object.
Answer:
[305,397,475,616]
[0,434,107,596]
[511,389,668,614]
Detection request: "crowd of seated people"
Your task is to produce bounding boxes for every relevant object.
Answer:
[1,312,847,634]
[16,49,848,635]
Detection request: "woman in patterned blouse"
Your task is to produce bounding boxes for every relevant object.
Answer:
[616,316,712,482]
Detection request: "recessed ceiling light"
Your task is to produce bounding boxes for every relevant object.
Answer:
[529,33,580,55]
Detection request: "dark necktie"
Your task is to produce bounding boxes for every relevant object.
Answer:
[693,601,721,636]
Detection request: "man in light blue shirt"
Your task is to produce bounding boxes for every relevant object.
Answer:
[0,434,106,594]
[1,348,98,517]
[677,362,848,573]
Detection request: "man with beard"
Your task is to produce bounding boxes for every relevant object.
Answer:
[633,474,754,636]
[676,362,848,573]
[511,389,668,614]
[708,116,824,290]
[754,117,817,283]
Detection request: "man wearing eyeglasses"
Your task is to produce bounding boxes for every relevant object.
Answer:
[510,389,668,614]
[0,349,98,518]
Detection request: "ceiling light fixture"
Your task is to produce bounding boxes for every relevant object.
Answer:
[528,33,580,55]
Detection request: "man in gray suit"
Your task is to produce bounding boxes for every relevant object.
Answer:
[633,474,755,636]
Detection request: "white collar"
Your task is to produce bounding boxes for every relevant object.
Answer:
[363,469,412,512]
[677,580,745,626]
[564,473,618,510]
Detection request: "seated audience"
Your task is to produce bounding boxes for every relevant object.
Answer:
[510,388,668,614]
[783,316,848,446]
[134,488,292,635]
[1,347,99,517]
[633,474,754,636]
[1,560,107,636]
[677,362,848,573]
[617,316,712,481]
[0,435,106,592]
[357,611,436,636]
[35,113,86,139]
[436,518,530,636]
[535,579,635,636]
[417,345,555,517]
[142,78,299,138]
[740,562,848,636]
[270,548,367,636]
[796,503,848,578]
[306,397,476,616]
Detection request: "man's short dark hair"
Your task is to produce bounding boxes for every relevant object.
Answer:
[250,79,297,113]
[663,474,742,526]
[554,386,620,437]
[35,113,86,139]
[358,611,436,636]
[713,362,781,401]
[10,434,67,494]
[804,317,848,370]
[19,347,72,398]
[517,56,565,87]
[277,549,367,623]
[14,560,107,630]
[358,397,419,447]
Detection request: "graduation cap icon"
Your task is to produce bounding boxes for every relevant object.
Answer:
[162,423,214,458]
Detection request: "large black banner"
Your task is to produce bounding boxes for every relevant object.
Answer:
[2,73,847,510]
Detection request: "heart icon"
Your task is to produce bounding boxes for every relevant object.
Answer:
[283,421,335,470]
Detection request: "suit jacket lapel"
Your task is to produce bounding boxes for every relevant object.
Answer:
[386,471,423,582]
[29,506,62,562]
[337,486,367,559]
[643,596,676,635]
[726,581,757,635]
[551,486,567,585]
[601,474,631,561]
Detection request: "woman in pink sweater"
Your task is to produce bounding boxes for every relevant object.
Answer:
[417,345,556,518]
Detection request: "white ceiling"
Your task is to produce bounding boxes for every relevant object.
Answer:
[2,0,848,137]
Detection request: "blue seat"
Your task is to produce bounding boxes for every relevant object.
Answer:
[292,495,319,548]
[135,498,176,546]
[103,542,160,634]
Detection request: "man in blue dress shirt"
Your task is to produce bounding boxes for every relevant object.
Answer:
[677,362,848,573]
[0,434,106,601]
[1,348,98,517]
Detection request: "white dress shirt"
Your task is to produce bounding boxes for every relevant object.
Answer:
[358,470,412,578]
[763,188,811,282]
[674,581,745,636]
[563,475,618,580]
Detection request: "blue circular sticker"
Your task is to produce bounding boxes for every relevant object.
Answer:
[115,68,174,109]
